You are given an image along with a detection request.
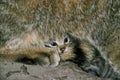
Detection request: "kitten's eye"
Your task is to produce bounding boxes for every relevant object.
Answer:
[50,41,58,46]
[64,37,69,43]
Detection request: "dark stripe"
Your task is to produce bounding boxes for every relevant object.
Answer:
[106,67,113,78]
[103,63,110,77]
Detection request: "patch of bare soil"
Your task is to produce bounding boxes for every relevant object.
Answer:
[0,62,111,80]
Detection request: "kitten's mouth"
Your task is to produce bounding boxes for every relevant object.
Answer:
[59,50,65,54]
[58,51,63,54]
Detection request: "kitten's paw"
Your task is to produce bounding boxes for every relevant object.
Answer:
[49,49,60,67]
[49,61,59,67]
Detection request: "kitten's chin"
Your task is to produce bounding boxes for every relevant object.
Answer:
[58,49,69,55]
[59,51,76,61]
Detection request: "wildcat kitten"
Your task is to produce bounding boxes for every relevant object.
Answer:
[45,33,120,79]
[44,34,76,61]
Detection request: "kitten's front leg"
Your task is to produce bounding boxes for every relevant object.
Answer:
[44,42,61,67]
[34,47,60,67]
[49,49,60,67]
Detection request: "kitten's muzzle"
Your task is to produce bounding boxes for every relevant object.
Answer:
[60,47,66,53]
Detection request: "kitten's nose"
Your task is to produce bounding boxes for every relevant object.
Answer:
[60,47,65,53]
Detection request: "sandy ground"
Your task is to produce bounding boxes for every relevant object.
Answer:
[0,61,111,80]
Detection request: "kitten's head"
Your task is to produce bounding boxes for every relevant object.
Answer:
[45,34,77,61]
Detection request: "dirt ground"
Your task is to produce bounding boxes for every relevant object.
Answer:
[0,61,111,80]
